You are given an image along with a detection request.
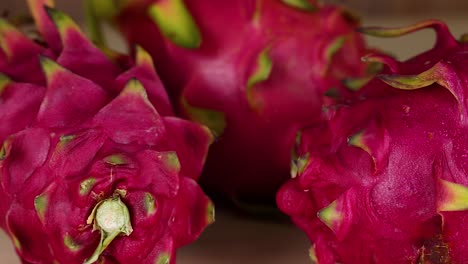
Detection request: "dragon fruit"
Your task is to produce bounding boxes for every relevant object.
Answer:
[277,20,468,263]
[89,0,371,204]
[0,3,214,263]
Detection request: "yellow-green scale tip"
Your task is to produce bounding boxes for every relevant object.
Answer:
[148,0,202,49]
[44,6,82,40]
[39,56,65,83]
[438,180,468,212]
[317,200,342,233]
[0,73,11,94]
[135,45,156,70]
[281,0,316,11]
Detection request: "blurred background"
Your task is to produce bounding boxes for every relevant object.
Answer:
[3,0,468,16]
[1,0,466,60]
[330,0,468,14]
[0,0,466,263]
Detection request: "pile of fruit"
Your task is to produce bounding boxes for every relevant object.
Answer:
[1,0,467,263]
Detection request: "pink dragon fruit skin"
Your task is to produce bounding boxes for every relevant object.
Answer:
[0,4,214,263]
[95,0,370,203]
[277,20,468,263]
[0,0,178,142]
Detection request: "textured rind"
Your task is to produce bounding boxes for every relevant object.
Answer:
[0,5,213,264]
[108,0,370,203]
[277,20,468,263]
[0,18,52,84]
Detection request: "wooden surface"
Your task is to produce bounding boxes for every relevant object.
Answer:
[0,7,466,264]
[0,209,311,264]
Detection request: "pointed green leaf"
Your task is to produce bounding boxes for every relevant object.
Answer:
[44,6,82,40]
[103,154,128,166]
[247,48,273,89]
[290,130,302,158]
[136,45,156,71]
[80,178,96,196]
[118,78,157,111]
[379,62,466,121]
[11,233,21,251]
[324,36,345,67]
[156,252,171,264]
[358,20,447,37]
[342,76,373,91]
[0,143,5,161]
[84,0,128,45]
[118,78,160,115]
[181,97,226,137]
[159,151,181,173]
[291,153,310,178]
[26,0,62,52]
[366,61,384,75]
[64,234,82,252]
[246,47,273,109]
[0,18,36,58]
[348,130,370,153]
[27,0,55,28]
[148,0,202,49]
[359,20,458,61]
[84,0,105,45]
[378,67,439,90]
[309,246,318,263]
[0,139,11,161]
[317,200,342,234]
[362,53,400,73]
[0,73,11,94]
[379,62,448,91]
[144,193,157,216]
[348,123,390,173]
[58,135,76,146]
[251,0,261,26]
[39,56,65,83]
[206,200,215,225]
[438,180,468,211]
[281,0,316,11]
[0,19,15,57]
[122,78,150,99]
[34,193,48,223]
[86,0,127,19]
